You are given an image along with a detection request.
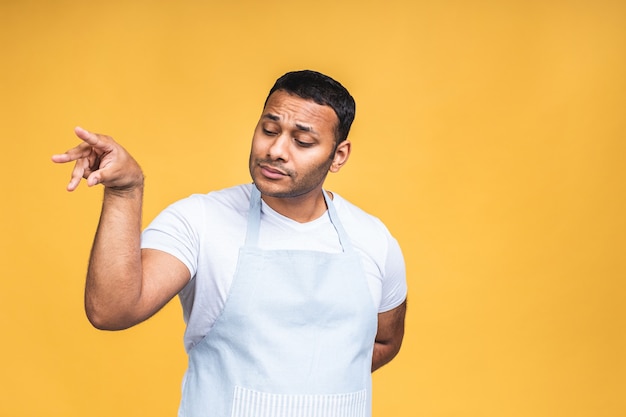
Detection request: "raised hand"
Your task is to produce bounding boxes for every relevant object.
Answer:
[52,126,143,192]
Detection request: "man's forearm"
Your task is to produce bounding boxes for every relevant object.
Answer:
[372,340,401,372]
[371,300,407,372]
[85,185,144,330]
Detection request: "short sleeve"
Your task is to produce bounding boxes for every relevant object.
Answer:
[379,234,407,312]
[141,196,203,280]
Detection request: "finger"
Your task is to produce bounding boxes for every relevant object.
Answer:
[52,126,113,163]
[74,126,112,151]
[67,158,89,191]
[51,142,93,163]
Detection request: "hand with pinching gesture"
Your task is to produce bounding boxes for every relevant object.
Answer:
[52,127,143,192]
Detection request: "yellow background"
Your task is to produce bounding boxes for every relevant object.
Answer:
[1,0,624,416]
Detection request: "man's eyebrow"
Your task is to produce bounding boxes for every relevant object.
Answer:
[295,123,313,133]
[262,113,316,134]
[263,113,280,121]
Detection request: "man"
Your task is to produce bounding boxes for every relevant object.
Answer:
[53,70,407,417]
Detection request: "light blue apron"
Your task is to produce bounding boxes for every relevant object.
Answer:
[179,185,378,417]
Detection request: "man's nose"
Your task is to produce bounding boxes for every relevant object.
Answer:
[267,133,289,161]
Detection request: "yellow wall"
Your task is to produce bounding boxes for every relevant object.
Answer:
[1,1,624,416]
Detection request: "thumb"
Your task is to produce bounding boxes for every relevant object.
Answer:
[86,170,102,187]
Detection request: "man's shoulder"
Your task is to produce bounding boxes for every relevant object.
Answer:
[331,193,404,282]
[331,192,395,249]
[159,184,251,222]
[332,192,386,228]
[184,183,252,209]
[206,183,252,203]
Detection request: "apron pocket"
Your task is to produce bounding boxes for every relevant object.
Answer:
[231,385,367,417]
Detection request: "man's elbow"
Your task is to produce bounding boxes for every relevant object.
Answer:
[85,302,138,331]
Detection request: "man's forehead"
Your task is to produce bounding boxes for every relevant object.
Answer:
[263,91,337,122]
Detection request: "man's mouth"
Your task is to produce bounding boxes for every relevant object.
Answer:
[259,163,289,179]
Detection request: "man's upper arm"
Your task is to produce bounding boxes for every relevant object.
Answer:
[135,248,191,322]
[376,300,407,345]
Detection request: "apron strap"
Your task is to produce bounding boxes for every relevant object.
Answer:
[245,184,263,246]
[322,189,354,252]
[245,184,354,253]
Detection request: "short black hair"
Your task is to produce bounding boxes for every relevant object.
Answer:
[265,70,356,143]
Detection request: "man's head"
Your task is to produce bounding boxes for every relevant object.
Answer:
[265,70,356,144]
[249,70,354,203]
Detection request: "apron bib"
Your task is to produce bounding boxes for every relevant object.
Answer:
[179,185,378,417]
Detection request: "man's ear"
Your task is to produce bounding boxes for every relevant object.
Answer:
[330,140,351,173]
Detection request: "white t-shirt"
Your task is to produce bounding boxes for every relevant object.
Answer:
[142,184,407,351]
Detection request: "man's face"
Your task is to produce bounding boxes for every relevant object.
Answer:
[249,90,345,199]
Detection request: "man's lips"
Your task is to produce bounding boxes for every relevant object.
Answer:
[259,164,288,179]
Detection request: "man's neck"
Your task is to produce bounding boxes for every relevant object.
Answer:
[261,190,330,223]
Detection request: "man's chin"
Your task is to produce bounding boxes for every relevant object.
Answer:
[252,178,290,198]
